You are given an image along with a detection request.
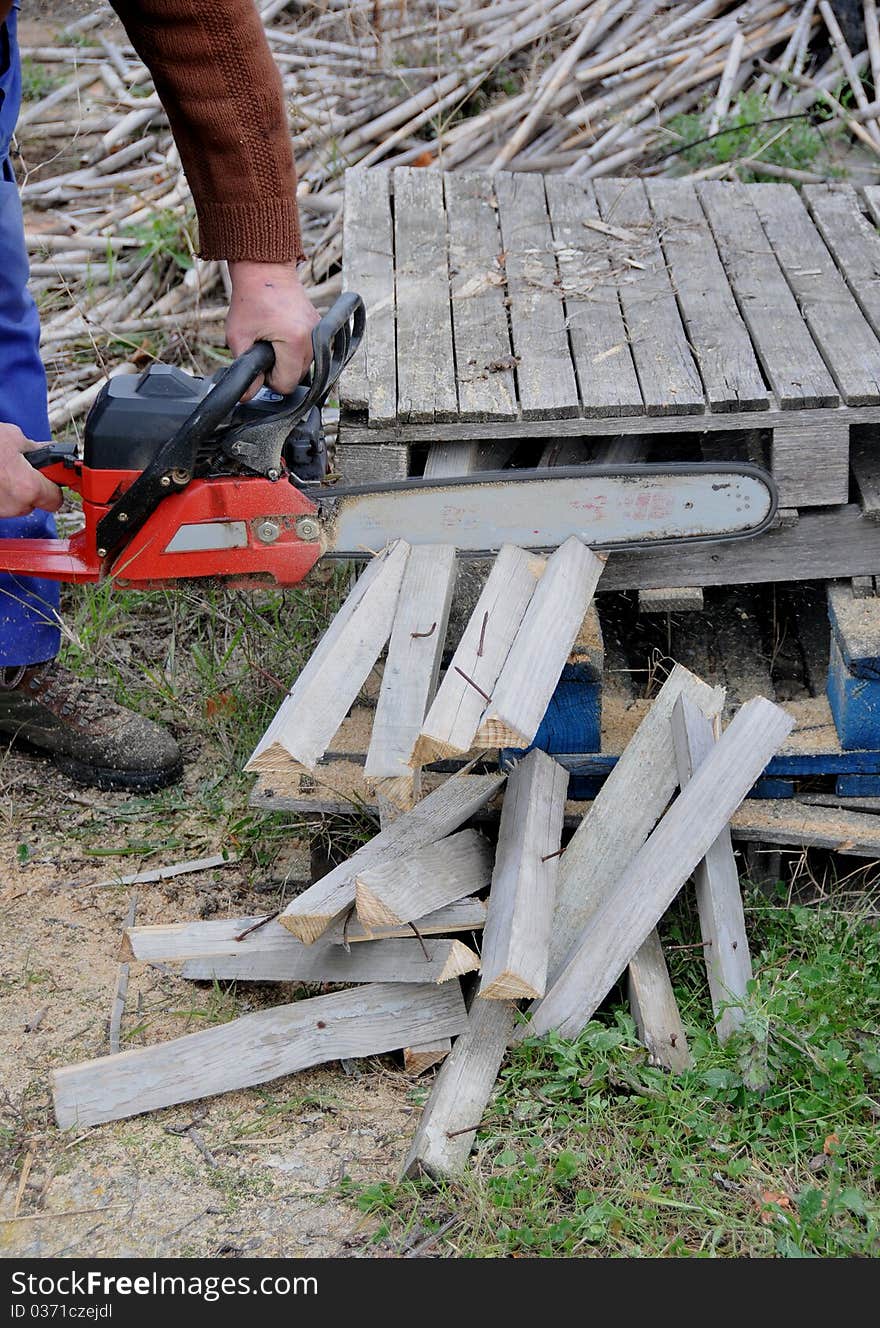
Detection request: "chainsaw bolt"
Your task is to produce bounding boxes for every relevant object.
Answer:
[160,475,171,487]
[295,516,321,543]
[255,519,281,545]
[117,512,129,523]
[171,468,190,485]
[97,547,107,558]
[267,468,280,482]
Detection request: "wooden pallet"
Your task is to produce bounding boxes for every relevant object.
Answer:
[339,172,880,514]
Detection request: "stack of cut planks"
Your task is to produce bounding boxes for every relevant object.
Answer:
[53,538,798,1180]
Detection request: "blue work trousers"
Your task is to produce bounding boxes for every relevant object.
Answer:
[0,3,61,667]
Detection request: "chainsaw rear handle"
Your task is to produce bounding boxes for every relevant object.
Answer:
[26,441,79,471]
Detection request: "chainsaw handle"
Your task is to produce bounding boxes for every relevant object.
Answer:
[240,292,365,421]
[25,441,79,471]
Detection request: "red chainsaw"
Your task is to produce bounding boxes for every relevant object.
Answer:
[6,292,778,588]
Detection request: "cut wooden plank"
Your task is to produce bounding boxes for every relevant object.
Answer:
[364,544,457,804]
[543,175,644,417]
[827,581,880,677]
[549,664,725,981]
[340,168,396,424]
[493,172,580,418]
[771,416,849,508]
[639,588,705,613]
[401,996,518,1180]
[444,173,518,421]
[404,1040,451,1075]
[333,440,409,486]
[280,771,506,943]
[626,931,691,1072]
[181,936,480,984]
[645,178,768,412]
[697,181,839,410]
[851,433,880,521]
[423,439,517,479]
[593,178,704,416]
[476,539,605,747]
[394,168,458,423]
[804,184,880,340]
[527,696,794,1040]
[53,982,468,1130]
[751,183,880,406]
[355,828,493,931]
[414,545,544,764]
[324,896,487,945]
[672,696,752,1043]
[479,750,567,1001]
[246,541,409,773]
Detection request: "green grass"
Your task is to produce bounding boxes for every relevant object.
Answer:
[352,892,880,1258]
[666,89,835,181]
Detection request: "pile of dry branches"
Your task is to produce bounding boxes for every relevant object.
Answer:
[15,0,879,427]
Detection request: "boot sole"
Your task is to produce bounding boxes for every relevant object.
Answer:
[53,751,184,792]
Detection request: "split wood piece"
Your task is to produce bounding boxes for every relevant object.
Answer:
[751,183,880,407]
[394,168,458,423]
[422,439,518,479]
[53,982,468,1130]
[730,799,880,856]
[851,435,880,522]
[543,176,644,417]
[527,696,794,1041]
[639,588,705,614]
[443,174,518,421]
[414,545,544,764]
[404,1040,451,1075]
[626,931,691,1072]
[280,772,506,943]
[364,544,457,809]
[340,168,396,423]
[108,894,137,1056]
[549,664,725,981]
[476,538,605,747]
[493,172,580,419]
[645,178,768,413]
[355,828,493,932]
[246,541,409,772]
[126,896,488,962]
[479,750,568,1001]
[827,581,880,677]
[803,184,880,342]
[672,696,752,1044]
[81,853,235,891]
[593,178,704,416]
[181,936,480,985]
[697,181,839,410]
[401,996,519,1181]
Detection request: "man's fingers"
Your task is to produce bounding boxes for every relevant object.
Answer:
[265,335,313,396]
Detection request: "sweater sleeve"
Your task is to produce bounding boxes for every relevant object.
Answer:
[110,0,304,263]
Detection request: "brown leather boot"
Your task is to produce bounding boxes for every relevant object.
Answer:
[0,660,182,791]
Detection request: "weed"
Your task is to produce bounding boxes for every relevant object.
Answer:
[124,208,196,276]
[666,90,836,181]
[20,59,60,102]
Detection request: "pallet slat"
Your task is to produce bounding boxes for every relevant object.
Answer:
[341,168,396,424]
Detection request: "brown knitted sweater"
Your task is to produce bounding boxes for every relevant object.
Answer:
[2,1,303,263]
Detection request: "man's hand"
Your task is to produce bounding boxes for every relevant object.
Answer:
[0,424,63,519]
[226,261,320,399]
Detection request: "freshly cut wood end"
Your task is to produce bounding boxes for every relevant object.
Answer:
[478,970,543,1001]
[354,880,403,931]
[403,1041,451,1075]
[119,932,136,962]
[410,733,463,767]
[244,742,306,774]
[474,715,524,748]
[438,940,482,983]
[277,911,334,945]
[371,773,417,811]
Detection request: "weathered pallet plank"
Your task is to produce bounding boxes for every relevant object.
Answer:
[645,178,768,412]
[280,771,505,943]
[804,184,880,341]
[341,168,396,424]
[627,931,691,1072]
[770,416,849,508]
[415,545,544,763]
[444,173,518,421]
[851,434,880,521]
[672,696,752,1043]
[53,982,468,1129]
[354,828,493,931]
[697,180,839,410]
[476,538,605,747]
[543,175,644,417]
[593,178,704,416]
[751,182,880,407]
[246,541,409,772]
[394,168,459,423]
[479,750,568,1001]
[180,936,480,984]
[528,697,794,1040]
[493,172,580,418]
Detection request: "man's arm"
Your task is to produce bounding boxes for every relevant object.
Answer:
[110,0,318,393]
